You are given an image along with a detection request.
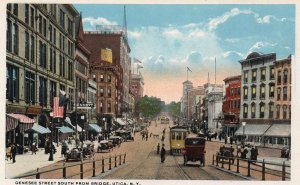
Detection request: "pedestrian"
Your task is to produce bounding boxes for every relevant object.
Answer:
[157,143,160,154]
[161,135,165,142]
[61,140,68,157]
[11,143,17,163]
[224,136,228,144]
[246,145,251,160]
[31,142,37,155]
[230,136,233,145]
[150,132,152,138]
[218,134,221,141]
[6,144,12,161]
[160,144,166,163]
[146,133,148,141]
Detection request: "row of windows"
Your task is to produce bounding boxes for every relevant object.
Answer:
[244,67,275,83]
[99,101,112,113]
[99,87,112,97]
[243,84,275,100]
[100,74,112,83]
[277,69,291,85]
[243,103,291,119]
[7,4,75,58]
[6,64,72,108]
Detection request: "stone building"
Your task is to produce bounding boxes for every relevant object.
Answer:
[180,80,193,120]
[6,4,78,146]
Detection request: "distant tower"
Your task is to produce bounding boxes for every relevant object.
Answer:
[123,5,128,41]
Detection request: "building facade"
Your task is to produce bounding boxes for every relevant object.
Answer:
[180,80,193,120]
[187,86,205,121]
[240,52,276,123]
[6,4,78,146]
[130,73,144,98]
[274,56,291,120]
[222,75,241,136]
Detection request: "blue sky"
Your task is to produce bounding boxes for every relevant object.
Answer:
[74,4,295,103]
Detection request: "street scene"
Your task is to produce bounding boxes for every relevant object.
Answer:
[5,3,294,183]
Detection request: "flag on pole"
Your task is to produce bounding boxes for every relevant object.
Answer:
[137,63,143,69]
[187,67,192,72]
[53,97,64,118]
[133,58,142,63]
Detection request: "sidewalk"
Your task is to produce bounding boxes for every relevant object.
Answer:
[5,142,74,178]
[256,156,291,173]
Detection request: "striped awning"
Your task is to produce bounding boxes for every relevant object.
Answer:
[6,114,18,132]
[7,113,35,133]
[88,124,102,133]
[58,126,75,134]
[30,124,51,134]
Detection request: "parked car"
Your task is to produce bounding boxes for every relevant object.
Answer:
[97,140,113,152]
[65,147,83,162]
[109,136,123,147]
[115,130,134,141]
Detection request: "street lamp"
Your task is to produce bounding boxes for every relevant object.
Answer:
[49,112,54,161]
[242,122,246,144]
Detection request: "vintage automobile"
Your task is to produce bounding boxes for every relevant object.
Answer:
[65,147,84,162]
[183,137,206,166]
[82,143,95,158]
[115,130,134,141]
[97,140,113,152]
[108,136,123,147]
[216,145,235,164]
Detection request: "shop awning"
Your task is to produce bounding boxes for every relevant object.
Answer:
[88,124,102,133]
[6,114,19,132]
[7,113,35,133]
[30,124,51,134]
[115,118,126,126]
[264,124,291,137]
[58,126,74,134]
[235,123,271,136]
[65,117,84,132]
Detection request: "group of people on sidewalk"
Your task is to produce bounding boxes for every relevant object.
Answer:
[237,144,259,160]
[6,143,17,163]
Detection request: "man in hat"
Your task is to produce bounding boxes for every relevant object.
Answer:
[160,144,166,163]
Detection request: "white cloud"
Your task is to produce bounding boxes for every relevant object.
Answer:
[82,16,118,27]
[255,15,289,24]
[207,8,252,31]
[128,30,142,39]
[225,38,240,43]
[188,29,206,38]
[162,28,182,39]
[222,51,243,58]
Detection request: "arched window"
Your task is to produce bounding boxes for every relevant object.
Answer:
[260,84,265,99]
[269,102,274,118]
[276,104,281,119]
[260,102,265,118]
[251,85,256,100]
[283,105,287,119]
[251,103,256,118]
[243,104,248,118]
[243,86,248,100]
[283,69,288,84]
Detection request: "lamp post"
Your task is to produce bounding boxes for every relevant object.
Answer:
[49,112,54,161]
[242,122,246,144]
[80,115,85,143]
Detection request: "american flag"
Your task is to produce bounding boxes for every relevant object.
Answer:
[53,97,64,118]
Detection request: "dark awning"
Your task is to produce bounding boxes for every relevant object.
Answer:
[264,124,291,137]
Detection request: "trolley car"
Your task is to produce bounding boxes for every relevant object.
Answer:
[169,125,189,155]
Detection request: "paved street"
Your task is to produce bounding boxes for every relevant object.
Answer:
[6,120,290,180]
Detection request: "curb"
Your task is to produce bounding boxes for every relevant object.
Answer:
[208,164,256,181]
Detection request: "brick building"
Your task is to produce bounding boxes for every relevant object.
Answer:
[84,31,127,130]
[222,75,241,136]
